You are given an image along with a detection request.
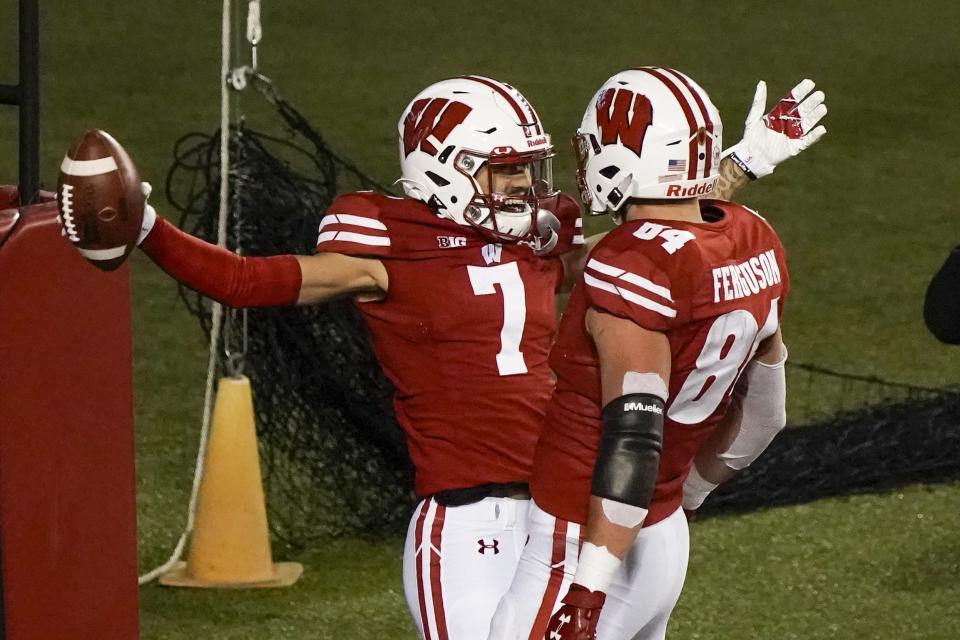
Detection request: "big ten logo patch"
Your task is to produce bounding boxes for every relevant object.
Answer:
[437,235,467,248]
[477,538,500,555]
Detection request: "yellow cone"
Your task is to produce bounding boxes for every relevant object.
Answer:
[160,375,303,588]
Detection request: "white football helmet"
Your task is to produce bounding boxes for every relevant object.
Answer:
[397,76,556,243]
[574,67,723,217]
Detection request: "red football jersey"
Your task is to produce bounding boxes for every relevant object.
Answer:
[531,200,789,526]
[316,192,583,497]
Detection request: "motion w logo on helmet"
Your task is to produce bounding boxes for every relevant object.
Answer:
[595,89,653,157]
[402,98,473,157]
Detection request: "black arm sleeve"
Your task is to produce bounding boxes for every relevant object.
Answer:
[591,394,664,508]
[924,247,960,345]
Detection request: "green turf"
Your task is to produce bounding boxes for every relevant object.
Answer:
[136,484,960,639]
[3,0,960,637]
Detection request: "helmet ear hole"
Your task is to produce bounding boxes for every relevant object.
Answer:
[599,166,620,180]
[438,145,455,164]
[426,171,450,187]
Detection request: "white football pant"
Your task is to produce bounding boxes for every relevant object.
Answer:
[403,496,531,639]
[487,501,689,640]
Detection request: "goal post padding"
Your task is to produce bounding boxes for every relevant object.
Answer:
[0,192,138,640]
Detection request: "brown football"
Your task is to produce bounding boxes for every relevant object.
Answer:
[56,129,145,271]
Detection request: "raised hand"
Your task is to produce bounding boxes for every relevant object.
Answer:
[724,79,828,179]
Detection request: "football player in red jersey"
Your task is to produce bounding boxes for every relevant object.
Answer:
[487,68,801,640]
[118,72,823,639]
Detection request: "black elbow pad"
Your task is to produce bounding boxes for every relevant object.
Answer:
[591,393,665,508]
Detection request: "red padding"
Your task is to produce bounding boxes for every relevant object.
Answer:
[0,201,138,640]
[140,217,303,307]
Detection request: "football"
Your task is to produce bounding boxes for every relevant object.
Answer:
[56,129,145,271]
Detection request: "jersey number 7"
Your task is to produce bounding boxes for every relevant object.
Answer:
[467,263,529,376]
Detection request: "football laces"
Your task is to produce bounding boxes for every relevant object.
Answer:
[59,183,80,243]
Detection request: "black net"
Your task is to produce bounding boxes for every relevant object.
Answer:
[699,364,960,518]
[165,94,413,548]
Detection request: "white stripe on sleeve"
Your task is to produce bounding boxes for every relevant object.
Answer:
[584,273,677,318]
[318,213,389,232]
[334,231,391,247]
[587,258,673,301]
[316,230,337,244]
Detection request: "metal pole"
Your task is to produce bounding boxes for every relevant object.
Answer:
[19,0,40,206]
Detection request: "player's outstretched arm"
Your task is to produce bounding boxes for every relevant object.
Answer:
[682,329,788,513]
[295,252,387,304]
[715,79,828,200]
[543,310,671,640]
[139,205,387,307]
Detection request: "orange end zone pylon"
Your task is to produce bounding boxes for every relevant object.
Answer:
[160,375,303,588]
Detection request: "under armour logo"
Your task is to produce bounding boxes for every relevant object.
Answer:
[478,539,500,555]
[549,613,572,640]
[482,243,503,265]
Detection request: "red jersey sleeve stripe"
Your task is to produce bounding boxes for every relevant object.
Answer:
[587,258,673,302]
[584,273,677,318]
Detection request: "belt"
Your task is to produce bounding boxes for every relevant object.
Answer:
[432,482,531,507]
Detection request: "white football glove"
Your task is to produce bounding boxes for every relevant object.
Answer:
[138,181,157,245]
[723,79,827,179]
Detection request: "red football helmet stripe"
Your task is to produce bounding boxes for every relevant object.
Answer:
[461,75,543,135]
[634,67,700,181]
[662,68,715,179]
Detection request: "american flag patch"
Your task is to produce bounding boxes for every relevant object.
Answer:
[668,159,686,171]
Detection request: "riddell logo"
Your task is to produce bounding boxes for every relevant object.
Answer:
[666,181,716,198]
[437,236,467,248]
[624,402,663,414]
[526,136,547,148]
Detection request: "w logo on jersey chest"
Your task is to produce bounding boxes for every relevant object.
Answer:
[402,98,473,157]
[596,88,653,157]
[482,243,503,265]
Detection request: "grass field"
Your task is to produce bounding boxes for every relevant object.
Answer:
[4,0,960,637]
